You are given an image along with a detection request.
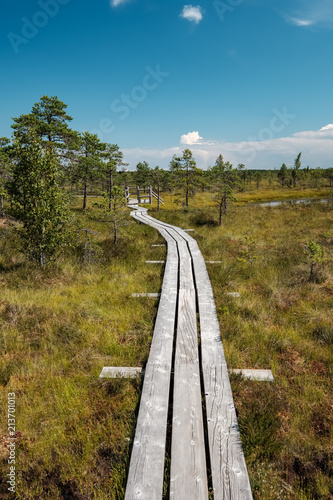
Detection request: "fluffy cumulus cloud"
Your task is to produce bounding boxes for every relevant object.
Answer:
[320,124,333,131]
[180,5,203,24]
[180,131,203,145]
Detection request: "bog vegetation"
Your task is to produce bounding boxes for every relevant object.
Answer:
[0,96,332,499]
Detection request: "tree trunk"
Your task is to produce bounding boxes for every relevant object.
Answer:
[40,251,46,267]
[83,181,87,212]
[219,202,222,226]
[40,226,46,267]
[109,169,113,210]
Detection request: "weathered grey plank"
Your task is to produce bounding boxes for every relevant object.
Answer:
[99,367,142,378]
[128,208,252,500]
[170,288,208,500]
[131,293,160,298]
[125,215,179,500]
[230,369,274,382]
[188,238,253,500]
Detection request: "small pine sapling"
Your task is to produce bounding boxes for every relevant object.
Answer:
[304,241,326,282]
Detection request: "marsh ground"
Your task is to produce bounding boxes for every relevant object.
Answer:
[0,191,332,499]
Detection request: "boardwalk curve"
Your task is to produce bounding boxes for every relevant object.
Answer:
[125,206,253,500]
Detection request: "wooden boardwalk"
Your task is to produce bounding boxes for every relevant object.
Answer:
[125,206,253,500]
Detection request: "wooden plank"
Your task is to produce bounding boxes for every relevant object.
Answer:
[131,293,160,298]
[188,238,253,500]
[125,362,173,500]
[125,216,179,500]
[129,208,252,500]
[170,288,208,500]
[177,239,195,290]
[99,367,142,378]
[230,369,274,382]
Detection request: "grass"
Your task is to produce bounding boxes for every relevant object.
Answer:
[156,179,332,210]
[1,191,333,499]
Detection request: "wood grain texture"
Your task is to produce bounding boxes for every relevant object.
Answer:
[125,214,178,500]
[127,208,252,500]
[230,369,274,382]
[99,367,142,378]
[170,288,208,500]
[188,238,253,500]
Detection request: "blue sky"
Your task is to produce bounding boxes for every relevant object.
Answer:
[1,0,333,169]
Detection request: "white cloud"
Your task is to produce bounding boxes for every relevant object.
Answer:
[320,124,333,131]
[287,17,314,26]
[180,5,203,24]
[110,0,129,7]
[121,125,333,170]
[280,0,333,28]
[180,131,203,145]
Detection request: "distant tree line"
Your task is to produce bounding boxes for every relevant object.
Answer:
[1,95,332,265]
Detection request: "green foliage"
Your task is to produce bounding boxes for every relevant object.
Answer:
[170,149,202,207]
[277,162,290,188]
[211,154,239,225]
[71,132,106,211]
[292,152,302,188]
[102,143,125,209]
[11,95,77,150]
[304,241,326,282]
[0,137,11,212]
[7,132,71,266]
[135,161,151,188]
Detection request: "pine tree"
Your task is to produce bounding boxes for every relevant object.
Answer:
[102,144,125,209]
[72,132,106,212]
[170,149,201,207]
[211,154,239,225]
[11,95,77,151]
[292,152,302,188]
[8,131,70,266]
